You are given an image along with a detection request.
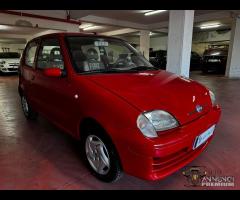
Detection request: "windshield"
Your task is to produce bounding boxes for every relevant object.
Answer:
[66,36,156,74]
[0,52,20,59]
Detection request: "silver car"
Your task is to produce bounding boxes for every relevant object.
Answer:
[0,52,21,74]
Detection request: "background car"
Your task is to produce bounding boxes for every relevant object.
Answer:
[201,45,229,74]
[149,50,167,69]
[149,50,202,71]
[0,52,21,74]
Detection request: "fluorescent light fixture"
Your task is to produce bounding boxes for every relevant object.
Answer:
[83,25,102,31]
[0,25,9,30]
[144,10,167,16]
[200,23,221,29]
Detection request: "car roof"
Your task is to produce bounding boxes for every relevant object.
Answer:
[28,32,125,43]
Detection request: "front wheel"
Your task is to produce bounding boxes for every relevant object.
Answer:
[83,126,122,182]
[21,95,38,120]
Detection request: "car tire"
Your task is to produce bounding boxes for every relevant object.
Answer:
[82,124,122,182]
[21,95,38,120]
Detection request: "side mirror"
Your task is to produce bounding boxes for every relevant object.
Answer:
[43,67,65,77]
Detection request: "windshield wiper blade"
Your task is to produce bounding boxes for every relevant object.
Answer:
[79,69,137,74]
[129,66,159,71]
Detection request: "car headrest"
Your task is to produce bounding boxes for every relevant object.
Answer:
[49,47,61,61]
[86,48,99,61]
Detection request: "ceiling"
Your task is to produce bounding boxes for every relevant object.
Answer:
[71,10,170,24]
[1,10,240,42]
[72,10,237,35]
[0,24,55,35]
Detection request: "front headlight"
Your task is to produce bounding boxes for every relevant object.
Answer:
[209,90,216,106]
[137,110,179,138]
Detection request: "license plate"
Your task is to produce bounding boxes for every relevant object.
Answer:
[193,125,215,149]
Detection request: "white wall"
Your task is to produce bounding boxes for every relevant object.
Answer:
[150,36,168,51]
[0,43,26,53]
[121,29,231,56]
[0,13,79,33]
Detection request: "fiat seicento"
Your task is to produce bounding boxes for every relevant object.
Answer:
[18,33,221,182]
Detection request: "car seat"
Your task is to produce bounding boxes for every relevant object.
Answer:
[86,48,105,71]
[49,47,64,70]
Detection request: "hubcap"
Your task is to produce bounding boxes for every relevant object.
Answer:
[85,135,110,175]
[21,96,29,116]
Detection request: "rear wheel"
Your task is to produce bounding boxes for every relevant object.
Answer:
[82,125,122,182]
[21,95,38,120]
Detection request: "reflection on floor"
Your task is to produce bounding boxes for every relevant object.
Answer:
[0,71,239,189]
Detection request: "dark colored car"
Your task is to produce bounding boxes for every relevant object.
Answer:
[149,50,167,69]
[190,51,202,71]
[149,50,202,71]
[201,45,229,74]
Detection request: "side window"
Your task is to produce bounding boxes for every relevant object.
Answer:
[37,38,64,70]
[25,41,38,67]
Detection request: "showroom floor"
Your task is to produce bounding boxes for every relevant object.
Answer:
[0,72,239,190]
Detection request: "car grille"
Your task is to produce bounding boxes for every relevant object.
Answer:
[9,63,19,66]
[7,68,18,71]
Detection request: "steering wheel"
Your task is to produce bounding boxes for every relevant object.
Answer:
[114,58,136,68]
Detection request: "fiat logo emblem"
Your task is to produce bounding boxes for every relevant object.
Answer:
[196,105,203,113]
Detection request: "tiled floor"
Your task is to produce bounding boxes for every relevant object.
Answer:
[0,72,239,190]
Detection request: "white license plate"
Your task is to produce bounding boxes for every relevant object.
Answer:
[193,125,215,149]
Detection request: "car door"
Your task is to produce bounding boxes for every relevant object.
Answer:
[33,36,78,135]
[20,39,39,109]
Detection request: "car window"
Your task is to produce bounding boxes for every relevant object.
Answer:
[37,38,64,70]
[66,36,153,73]
[25,41,38,67]
[0,52,20,59]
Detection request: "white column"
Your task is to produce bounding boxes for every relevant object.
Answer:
[140,30,150,60]
[166,10,194,77]
[225,16,240,78]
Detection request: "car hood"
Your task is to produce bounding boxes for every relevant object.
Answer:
[85,70,212,125]
[0,58,20,63]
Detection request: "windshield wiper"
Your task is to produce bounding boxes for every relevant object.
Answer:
[128,66,159,71]
[79,69,137,75]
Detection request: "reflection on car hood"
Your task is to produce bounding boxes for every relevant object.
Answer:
[203,49,228,57]
[86,70,212,125]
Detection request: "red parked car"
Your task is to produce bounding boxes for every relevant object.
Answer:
[18,33,221,182]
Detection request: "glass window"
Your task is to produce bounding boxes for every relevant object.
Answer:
[66,36,156,74]
[0,52,20,59]
[25,41,38,67]
[37,38,64,70]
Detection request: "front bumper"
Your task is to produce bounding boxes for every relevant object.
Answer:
[122,106,221,181]
[0,67,19,73]
[202,62,226,72]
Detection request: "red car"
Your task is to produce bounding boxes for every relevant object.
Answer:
[18,33,221,182]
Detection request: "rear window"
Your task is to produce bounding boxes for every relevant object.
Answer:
[0,52,20,59]
[25,41,38,67]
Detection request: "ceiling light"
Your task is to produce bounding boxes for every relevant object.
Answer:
[149,32,153,36]
[144,10,167,16]
[0,25,9,30]
[83,26,102,31]
[79,23,93,29]
[200,23,221,29]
